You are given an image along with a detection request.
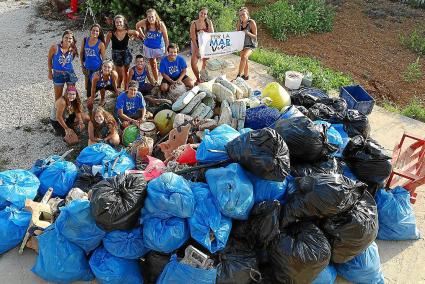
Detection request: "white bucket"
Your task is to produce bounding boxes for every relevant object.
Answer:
[285,71,304,90]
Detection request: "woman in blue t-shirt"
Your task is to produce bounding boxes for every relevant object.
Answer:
[135,8,169,82]
[115,80,146,129]
[88,107,120,146]
[47,30,79,101]
[159,43,194,93]
[80,24,106,97]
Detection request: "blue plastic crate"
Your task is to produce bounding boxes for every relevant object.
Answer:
[340,85,375,115]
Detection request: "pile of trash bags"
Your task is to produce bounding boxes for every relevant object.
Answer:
[0,80,420,284]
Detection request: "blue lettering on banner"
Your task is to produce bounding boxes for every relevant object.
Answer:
[209,34,232,52]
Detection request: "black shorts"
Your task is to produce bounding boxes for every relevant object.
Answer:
[96,84,115,93]
[50,113,76,137]
[161,75,189,85]
[112,49,132,67]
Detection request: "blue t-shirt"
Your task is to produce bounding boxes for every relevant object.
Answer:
[115,91,146,117]
[159,55,187,80]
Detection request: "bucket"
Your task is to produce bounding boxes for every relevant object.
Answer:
[285,71,303,90]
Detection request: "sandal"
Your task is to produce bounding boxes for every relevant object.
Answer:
[242,75,249,80]
[99,100,106,107]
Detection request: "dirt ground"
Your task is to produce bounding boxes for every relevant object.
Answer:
[251,0,425,106]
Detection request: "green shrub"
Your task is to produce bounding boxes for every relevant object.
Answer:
[400,29,425,55]
[384,97,425,123]
[85,0,243,46]
[403,57,423,83]
[254,0,335,41]
[250,48,352,91]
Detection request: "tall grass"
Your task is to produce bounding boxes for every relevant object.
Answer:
[250,48,352,91]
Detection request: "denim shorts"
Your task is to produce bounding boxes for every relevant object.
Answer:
[112,49,133,67]
[52,70,78,86]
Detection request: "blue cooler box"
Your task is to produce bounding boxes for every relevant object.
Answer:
[340,85,375,115]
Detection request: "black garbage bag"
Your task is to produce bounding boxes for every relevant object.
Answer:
[274,116,337,162]
[290,87,329,109]
[226,128,290,182]
[290,157,342,177]
[320,191,378,263]
[142,251,171,284]
[73,165,103,192]
[281,174,365,227]
[91,173,147,231]
[308,97,348,123]
[231,200,281,250]
[295,105,309,116]
[343,109,370,138]
[343,135,392,186]
[216,238,262,284]
[268,221,331,284]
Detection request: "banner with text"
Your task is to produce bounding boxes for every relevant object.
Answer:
[198,31,245,58]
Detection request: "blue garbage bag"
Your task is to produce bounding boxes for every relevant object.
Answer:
[101,150,135,178]
[246,172,287,204]
[285,174,297,196]
[376,187,420,240]
[103,226,149,259]
[245,105,280,130]
[336,242,384,284]
[312,265,337,284]
[38,160,77,197]
[196,124,240,163]
[332,123,349,154]
[32,226,94,283]
[89,246,143,284]
[0,205,31,254]
[142,214,189,253]
[30,155,61,177]
[188,182,232,253]
[341,162,358,181]
[144,172,194,219]
[206,163,254,220]
[76,143,118,167]
[55,199,105,253]
[0,169,39,209]
[314,121,343,153]
[157,254,217,284]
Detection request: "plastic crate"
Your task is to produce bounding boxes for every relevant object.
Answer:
[340,85,375,115]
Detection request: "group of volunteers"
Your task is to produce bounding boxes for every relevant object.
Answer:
[47,6,257,145]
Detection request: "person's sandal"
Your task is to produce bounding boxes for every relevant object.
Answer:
[99,100,106,107]
[242,75,249,80]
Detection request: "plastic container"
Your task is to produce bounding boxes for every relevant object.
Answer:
[285,71,303,90]
[340,85,375,115]
[302,72,313,87]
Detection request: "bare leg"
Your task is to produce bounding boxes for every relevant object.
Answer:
[115,66,124,89]
[109,133,120,146]
[123,65,130,89]
[99,89,106,107]
[243,49,253,77]
[149,58,159,82]
[182,77,194,89]
[54,85,64,101]
[191,54,200,83]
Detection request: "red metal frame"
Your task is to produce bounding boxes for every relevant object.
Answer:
[386,133,425,203]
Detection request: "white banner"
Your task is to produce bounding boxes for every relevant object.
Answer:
[198,31,245,58]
